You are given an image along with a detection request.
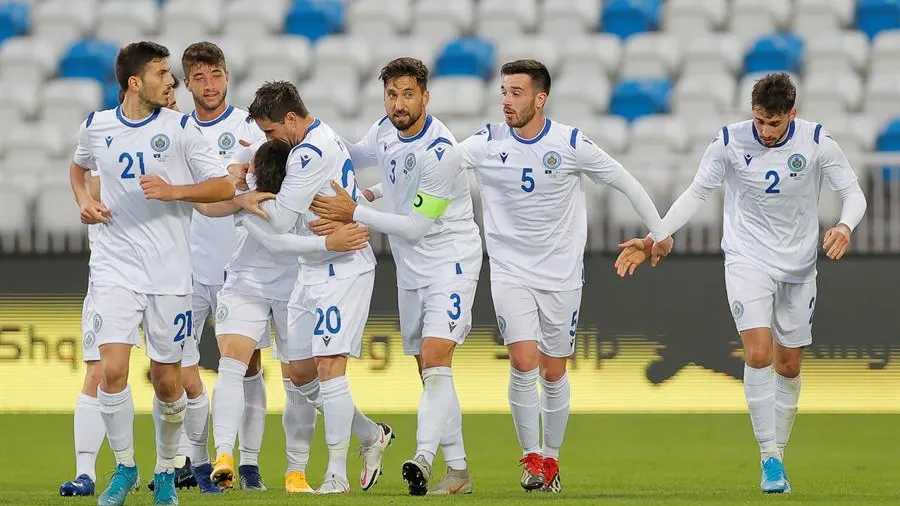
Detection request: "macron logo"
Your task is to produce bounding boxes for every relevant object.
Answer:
[105,136,113,147]
[744,154,753,166]
[435,146,445,161]
[500,152,509,163]
[301,155,311,168]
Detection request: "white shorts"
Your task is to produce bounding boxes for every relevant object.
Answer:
[491,281,582,358]
[725,262,817,348]
[398,278,477,356]
[87,283,192,364]
[215,286,290,361]
[288,270,375,360]
[81,288,139,363]
[181,280,222,367]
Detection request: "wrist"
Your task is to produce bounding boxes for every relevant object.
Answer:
[642,235,654,251]
[836,222,852,234]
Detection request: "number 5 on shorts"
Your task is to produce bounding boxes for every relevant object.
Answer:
[174,310,193,342]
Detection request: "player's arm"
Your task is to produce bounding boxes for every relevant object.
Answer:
[70,120,110,224]
[818,132,867,260]
[242,213,368,253]
[140,124,235,202]
[457,126,491,170]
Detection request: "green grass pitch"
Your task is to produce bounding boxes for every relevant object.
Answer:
[0,414,898,505]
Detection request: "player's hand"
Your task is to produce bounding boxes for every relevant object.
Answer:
[309,181,357,223]
[614,237,652,277]
[362,188,376,202]
[325,223,370,252]
[233,190,275,220]
[822,223,851,260]
[79,198,111,224]
[309,218,341,236]
[228,163,249,191]
[140,175,179,201]
[650,236,674,267]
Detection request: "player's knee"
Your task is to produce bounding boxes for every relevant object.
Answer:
[101,360,129,389]
[150,364,183,401]
[288,359,317,386]
[82,361,103,395]
[774,355,802,378]
[316,356,347,381]
[181,367,204,398]
[420,338,454,368]
[540,367,566,383]
[246,350,262,377]
[509,352,538,373]
[743,346,773,368]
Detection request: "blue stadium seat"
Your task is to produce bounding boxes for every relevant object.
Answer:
[284,0,344,42]
[601,0,661,40]
[103,81,121,110]
[744,34,805,74]
[609,78,671,122]
[435,37,495,80]
[0,2,29,46]
[856,0,900,40]
[876,118,900,181]
[59,39,120,84]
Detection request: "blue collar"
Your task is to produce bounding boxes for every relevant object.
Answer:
[116,106,160,128]
[397,115,432,143]
[192,104,234,127]
[510,118,551,144]
[752,121,795,148]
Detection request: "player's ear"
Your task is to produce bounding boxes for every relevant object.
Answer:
[788,107,797,121]
[422,89,430,107]
[128,75,141,93]
[535,91,548,110]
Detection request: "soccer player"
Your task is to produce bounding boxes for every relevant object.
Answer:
[457,59,665,493]
[69,41,234,506]
[614,73,867,494]
[221,81,392,494]
[309,57,479,496]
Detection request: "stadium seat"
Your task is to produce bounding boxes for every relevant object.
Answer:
[728,0,791,47]
[605,165,671,236]
[246,35,312,83]
[426,77,485,118]
[313,35,369,84]
[855,0,900,40]
[435,37,495,80]
[299,77,359,119]
[233,75,270,113]
[5,122,66,161]
[160,0,223,37]
[96,0,158,45]
[411,0,473,46]
[172,83,194,113]
[743,34,805,75]
[223,0,290,40]
[804,31,870,76]
[793,0,855,38]
[494,37,560,76]
[0,180,32,253]
[661,0,727,41]
[59,38,119,85]
[818,115,878,154]
[0,2,29,46]
[609,78,672,122]
[284,0,344,43]
[876,118,900,181]
[40,78,103,131]
[584,178,608,252]
[578,115,630,155]
[735,72,800,112]
[672,74,736,119]
[346,0,411,40]
[801,72,863,117]
[366,37,440,78]
[818,183,844,225]
[32,0,96,50]
[601,0,661,40]
[547,75,611,121]
[344,117,379,144]
[681,34,744,77]
[0,36,62,86]
[539,0,601,40]
[207,38,250,79]
[0,78,40,123]
[444,117,493,141]
[619,33,681,79]
[681,114,735,153]
[557,34,622,79]
[102,81,120,110]
[863,74,900,125]
[34,181,87,254]
[870,30,900,77]
[476,0,537,40]
[630,115,690,154]
[359,79,387,121]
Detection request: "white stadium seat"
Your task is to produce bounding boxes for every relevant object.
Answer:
[793,0,855,38]
[801,72,863,117]
[232,75,270,113]
[557,34,622,79]
[818,184,844,225]
[365,37,440,78]
[476,0,538,39]
[3,154,67,181]
[0,37,63,86]
[40,78,103,132]
[546,75,611,121]
[539,0,601,40]
[247,36,312,83]
[208,38,250,79]
[359,80,388,123]
[630,115,690,154]
[728,0,791,48]
[681,114,729,153]
[34,181,87,254]
[32,0,97,49]
[160,0,224,38]
[172,84,195,114]
[870,30,900,78]
[578,115,630,156]
[347,0,411,40]
[412,0,473,46]
[804,31,869,76]
[672,73,736,119]
[425,77,485,118]
[584,176,609,252]
[5,123,67,161]
[443,118,492,142]
[619,33,682,79]
[863,74,900,126]
[223,0,290,40]
[95,0,159,45]
[313,35,370,84]
[0,181,32,253]
[299,77,360,119]
[662,0,728,41]
[494,37,561,74]
[0,78,40,123]
[814,116,878,154]
[681,34,744,77]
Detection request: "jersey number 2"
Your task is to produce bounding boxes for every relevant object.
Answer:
[764,170,780,194]
[119,152,146,179]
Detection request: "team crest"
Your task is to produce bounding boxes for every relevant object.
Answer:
[542,151,561,170]
[497,316,507,334]
[83,331,96,350]
[92,313,103,333]
[404,153,416,172]
[216,306,229,323]
[218,132,235,151]
[731,301,744,319]
[151,133,171,153]
[787,153,807,173]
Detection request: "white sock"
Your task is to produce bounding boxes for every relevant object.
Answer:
[283,379,317,473]
[239,371,267,468]
[415,366,455,466]
[176,429,191,465]
[775,372,802,459]
[184,388,211,466]
[744,364,778,460]
[74,393,105,480]
[508,367,541,455]
[97,386,135,467]
[540,373,570,460]
[154,392,188,474]
[439,382,467,471]
[300,377,379,446]
[320,376,355,480]
[212,357,248,457]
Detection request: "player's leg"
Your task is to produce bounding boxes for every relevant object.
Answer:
[533,286,581,493]
[145,293,192,505]
[493,282,544,491]
[238,349,267,490]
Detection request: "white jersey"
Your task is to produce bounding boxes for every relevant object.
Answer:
[189,105,264,285]
[459,119,623,291]
[697,118,859,283]
[277,118,376,284]
[351,115,482,289]
[74,107,228,295]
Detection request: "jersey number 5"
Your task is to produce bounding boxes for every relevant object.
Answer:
[119,152,146,179]
[521,168,535,193]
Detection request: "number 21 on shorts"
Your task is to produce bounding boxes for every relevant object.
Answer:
[173,310,193,342]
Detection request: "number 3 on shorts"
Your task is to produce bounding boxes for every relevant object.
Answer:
[174,310,193,342]
[448,293,462,320]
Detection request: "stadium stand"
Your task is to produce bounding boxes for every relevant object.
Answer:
[0,0,898,254]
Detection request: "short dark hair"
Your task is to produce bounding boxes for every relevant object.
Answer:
[119,73,177,104]
[751,73,796,115]
[115,41,170,91]
[247,81,308,123]
[182,41,226,78]
[500,59,551,94]
[253,140,291,193]
[379,57,429,91]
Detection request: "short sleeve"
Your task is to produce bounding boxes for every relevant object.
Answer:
[276,144,330,214]
[817,130,858,192]
[458,125,491,170]
[348,120,380,169]
[181,121,229,182]
[573,129,623,184]
[73,119,97,172]
[693,129,729,189]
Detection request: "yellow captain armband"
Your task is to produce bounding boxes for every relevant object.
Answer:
[412,190,450,219]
